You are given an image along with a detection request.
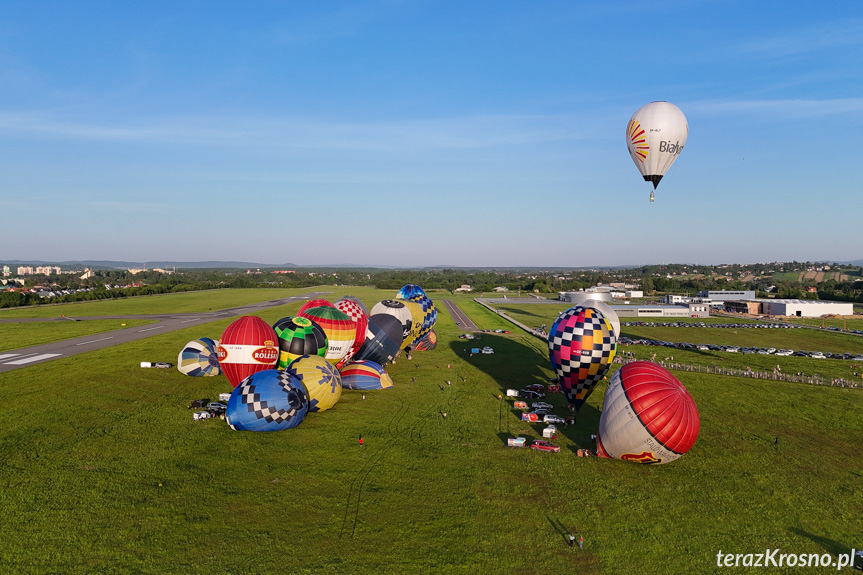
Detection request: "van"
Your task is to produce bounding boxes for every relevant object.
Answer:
[513,401,528,410]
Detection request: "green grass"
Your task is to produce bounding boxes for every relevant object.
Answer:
[0,287,325,318]
[0,319,155,352]
[1,289,862,573]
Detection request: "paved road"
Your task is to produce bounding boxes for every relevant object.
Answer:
[0,291,330,374]
[440,299,479,331]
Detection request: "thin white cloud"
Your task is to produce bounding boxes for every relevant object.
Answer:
[685,97,863,118]
[0,111,595,151]
[734,19,863,60]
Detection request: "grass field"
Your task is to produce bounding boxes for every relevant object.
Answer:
[0,319,155,352]
[1,289,862,574]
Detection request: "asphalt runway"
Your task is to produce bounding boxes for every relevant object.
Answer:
[0,291,330,374]
[440,299,479,331]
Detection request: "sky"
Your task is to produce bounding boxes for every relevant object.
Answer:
[2,1,862,268]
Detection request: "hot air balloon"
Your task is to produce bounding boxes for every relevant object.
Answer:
[334,298,369,361]
[272,316,328,369]
[218,316,279,388]
[580,299,621,341]
[548,306,616,411]
[370,300,414,348]
[298,306,356,363]
[396,284,426,300]
[352,314,404,365]
[225,369,309,431]
[413,329,437,351]
[596,361,699,464]
[296,298,335,317]
[626,101,688,202]
[337,295,368,316]
[286,355,342,412]
[408,294,437,339]
[177,337,222,377]
[340,360,394,390]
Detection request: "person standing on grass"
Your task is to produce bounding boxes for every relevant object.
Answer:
[359,435,363,447]
[568,533,575,547]
[578,534,583,549]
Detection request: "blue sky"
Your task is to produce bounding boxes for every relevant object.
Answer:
[2,1,861,267]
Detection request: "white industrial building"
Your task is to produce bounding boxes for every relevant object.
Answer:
[612,303,709,318]
[761,299,853,318]
[559,291,613,304]
[698,290,755,301]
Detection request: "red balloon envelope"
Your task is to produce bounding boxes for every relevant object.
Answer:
[218,316,279,388]
[335,297,369,361]
[596,361,699,464]
[297,299,335,316]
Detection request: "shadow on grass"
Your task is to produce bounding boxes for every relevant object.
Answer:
[451,334,601,449]
[546,516,571,545]
[788,527,850,557]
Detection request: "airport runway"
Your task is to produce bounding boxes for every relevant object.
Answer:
[0,291,330,374]
[440,299,479,331]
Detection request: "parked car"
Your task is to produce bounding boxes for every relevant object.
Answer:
[531,440,560,453]
[532,401,553,410]
[507,437,526,448]
[521,390,545,399]
[525,384,545,392]
[543,414,566,424]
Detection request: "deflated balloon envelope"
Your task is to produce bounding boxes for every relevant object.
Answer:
[298,305,357,363]
[396,284,426,300]
[226,369,309,431]
[596,361,699,464]
[334,297,369,361]
[286,355,342,412]
[413,329,437,351]
[352,313,403,365]
[218,316,279,388]
[407,294,437,339]
[370,300,414,348]
[297,299,335,316]
[273,316,328,369]
[177,337,222,377]
[340,360,394,390]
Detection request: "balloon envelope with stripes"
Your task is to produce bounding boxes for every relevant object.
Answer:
[218,316,279,388]
[272,316,328,369]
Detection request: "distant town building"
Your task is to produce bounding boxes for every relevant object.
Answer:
[493,286,508,292]
[454,284,473,292]
[17,266,34,275]
[2,265,9,277]
[35,266,61,275]
[761,299,853,318]
[80,268,95,280]
[697,290,756,301]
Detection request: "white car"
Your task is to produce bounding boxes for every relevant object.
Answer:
[725,346,739,353]
[543,414,566,424]
[532,402,553,410]
[775,349,793,356]
[810,352,825,359]
[482,347,494,354]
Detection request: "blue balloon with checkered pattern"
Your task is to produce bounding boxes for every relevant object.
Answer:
[225,369,309,431]
[396,284,426,300]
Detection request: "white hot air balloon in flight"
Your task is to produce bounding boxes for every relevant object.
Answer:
[626,101,688,202]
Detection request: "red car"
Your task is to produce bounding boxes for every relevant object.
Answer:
[525,384,545,392]
[530,440,560,453]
